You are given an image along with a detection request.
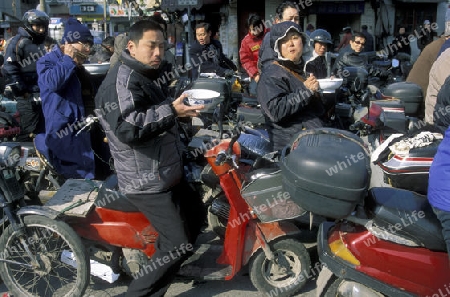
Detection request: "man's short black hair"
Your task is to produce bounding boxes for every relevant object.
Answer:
[129,20,164,44]
[276,1,299,20]
[361,25,368,30]
[352,32,366,41]
[195,22,211,32]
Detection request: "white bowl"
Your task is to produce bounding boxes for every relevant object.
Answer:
[183,89,221,108]
[317,78,343,93]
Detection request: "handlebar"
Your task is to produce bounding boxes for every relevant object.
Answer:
[75,116,98,136]
[213,115,244,167]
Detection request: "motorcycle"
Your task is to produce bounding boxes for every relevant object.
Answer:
[0,87,61,202]
[0,117,319,297]
[316,186,449,297]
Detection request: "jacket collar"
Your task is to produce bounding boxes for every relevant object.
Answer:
[119,49,160,80]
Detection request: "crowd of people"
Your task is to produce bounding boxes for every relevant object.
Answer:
[0,1,450,295]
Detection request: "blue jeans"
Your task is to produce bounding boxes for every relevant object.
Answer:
[432,206,450,261]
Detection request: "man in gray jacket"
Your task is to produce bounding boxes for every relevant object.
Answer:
[94,20,204,297]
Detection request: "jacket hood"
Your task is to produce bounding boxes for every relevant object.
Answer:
[270,22,309,61]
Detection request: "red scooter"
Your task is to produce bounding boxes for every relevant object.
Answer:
[0,120,313,297]
[316,186,450,297]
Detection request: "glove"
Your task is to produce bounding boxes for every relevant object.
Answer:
[224,69,235,79]
[380,70,391,80]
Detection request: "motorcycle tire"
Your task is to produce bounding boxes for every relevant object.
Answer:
[249,238,311,297]
[0,215,90,297]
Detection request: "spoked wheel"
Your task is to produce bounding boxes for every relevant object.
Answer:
[0,215,90,297]
[249,238,311,297]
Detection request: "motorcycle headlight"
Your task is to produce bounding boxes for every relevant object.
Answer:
[0,143,22,168]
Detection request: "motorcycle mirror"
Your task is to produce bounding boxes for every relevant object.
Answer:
[213,104,224,139]
[392,59,400,68]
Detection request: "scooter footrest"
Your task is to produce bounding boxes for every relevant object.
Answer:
[177,244,232,280]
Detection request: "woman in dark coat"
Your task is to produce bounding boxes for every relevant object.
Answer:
[257,21,324,151]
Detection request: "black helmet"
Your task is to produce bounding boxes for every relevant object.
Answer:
[22,9,50,40]
[310,29,333,47]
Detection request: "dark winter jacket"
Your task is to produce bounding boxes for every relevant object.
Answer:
[36,45,95,179]
[89,46,113,63]
[94,50,184,194]
[390,33,411,56]
[332,49,368,77]
[428,126,450,211]
[434,75,450,133]
[257,22,324,152]
[189,39,237,79]
[361,29,375,52]
[2,27,46,96]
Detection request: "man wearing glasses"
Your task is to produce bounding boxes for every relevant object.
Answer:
[332,32,368,77]
[36,18,111,180]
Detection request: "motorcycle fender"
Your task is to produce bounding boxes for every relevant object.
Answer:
[242,220,301,265]
[16,205,61,220]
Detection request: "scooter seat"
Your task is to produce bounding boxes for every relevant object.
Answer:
[96,174,139,212]
[365,187,446,251]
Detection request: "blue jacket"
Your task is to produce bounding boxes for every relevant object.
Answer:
[428,126,450,211]
[36,45,95,179]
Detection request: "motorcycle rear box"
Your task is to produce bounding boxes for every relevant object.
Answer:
[280,128,371,219]
[189,77,230,113]
[383,82,423,116]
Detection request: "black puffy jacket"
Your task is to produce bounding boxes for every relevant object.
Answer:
[2,27,46,96]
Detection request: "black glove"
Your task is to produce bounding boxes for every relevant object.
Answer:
[380,70,391,80]
[224,69,235,79]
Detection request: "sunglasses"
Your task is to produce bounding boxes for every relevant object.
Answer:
[353,40,365,46]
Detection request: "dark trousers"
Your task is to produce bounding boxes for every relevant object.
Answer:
[16,98,44,141]
[125,183,192,297]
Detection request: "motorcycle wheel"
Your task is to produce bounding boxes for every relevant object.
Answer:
[249,238,310,297]
[0,215,90,297]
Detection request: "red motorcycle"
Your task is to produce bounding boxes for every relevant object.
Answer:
[316,186,450,296]
[0,120,313,297]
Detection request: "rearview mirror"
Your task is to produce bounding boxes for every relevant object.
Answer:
[392,59,400,68]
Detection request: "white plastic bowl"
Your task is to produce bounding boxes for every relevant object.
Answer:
[317,78,344,93]
[183,89,220,108]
